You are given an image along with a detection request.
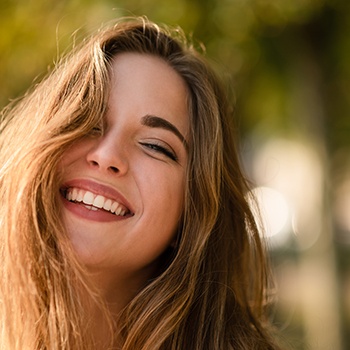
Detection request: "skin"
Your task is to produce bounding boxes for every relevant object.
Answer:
[58,53,190,307]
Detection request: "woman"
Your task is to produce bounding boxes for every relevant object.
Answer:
[0,17,280,349]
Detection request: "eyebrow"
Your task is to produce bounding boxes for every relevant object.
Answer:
[141,114,188,150]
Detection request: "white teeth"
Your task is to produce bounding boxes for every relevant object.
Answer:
[103,199,112,211]
[72,188,78,201]
[93,195,105,208]
[77,190,84,202]
[110,201,119,213]
[84,205,98,211]
[83,191,94,205]
[115,207,122,215]
[65,188,129,216]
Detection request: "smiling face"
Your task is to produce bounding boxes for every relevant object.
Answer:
[58,53,189,290]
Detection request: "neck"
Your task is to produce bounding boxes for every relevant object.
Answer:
[79,281,123,349]
[86,265,155,308]
[79,266,157,348]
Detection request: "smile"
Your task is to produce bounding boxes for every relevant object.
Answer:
[63,187,131,217]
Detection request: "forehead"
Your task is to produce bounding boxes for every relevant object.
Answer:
[110,52,188,98]
[108,52,190,138]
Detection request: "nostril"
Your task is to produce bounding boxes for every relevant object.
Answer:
[109,166,119,173]
[90,160,99,167]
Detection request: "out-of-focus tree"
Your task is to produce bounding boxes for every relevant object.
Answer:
[2,0,350,151]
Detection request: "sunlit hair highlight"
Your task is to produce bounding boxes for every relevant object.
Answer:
[0,17,278,349]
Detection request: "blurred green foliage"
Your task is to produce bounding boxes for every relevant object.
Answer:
[1,0,350,152]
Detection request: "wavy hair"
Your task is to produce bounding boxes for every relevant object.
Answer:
[0,17,279,349]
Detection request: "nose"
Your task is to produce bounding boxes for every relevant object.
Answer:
[86,135,129,175]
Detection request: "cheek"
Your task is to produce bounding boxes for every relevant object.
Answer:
[59,140,91,169]
[144,165,185,205]
[139,165,186,232]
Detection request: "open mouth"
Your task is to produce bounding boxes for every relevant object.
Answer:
[61,187,133,217]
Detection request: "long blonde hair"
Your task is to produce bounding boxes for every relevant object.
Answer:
[0,17,279,349]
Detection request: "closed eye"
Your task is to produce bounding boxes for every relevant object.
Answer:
[140,142,178,162]
[88,125,104,137]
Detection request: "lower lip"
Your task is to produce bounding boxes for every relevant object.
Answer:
[61,196,130,223]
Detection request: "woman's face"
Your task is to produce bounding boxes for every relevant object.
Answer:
[59,53,189,284]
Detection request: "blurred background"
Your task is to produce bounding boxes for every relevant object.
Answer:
[1,0,349,348]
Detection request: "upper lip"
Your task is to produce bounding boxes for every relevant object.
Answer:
[60,178,135,215]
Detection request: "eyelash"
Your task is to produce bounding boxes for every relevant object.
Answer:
[88,125,103,137]
[140,142,178,161]
[87,124,179,162]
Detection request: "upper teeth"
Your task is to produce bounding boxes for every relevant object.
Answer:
[65,188,129,216]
